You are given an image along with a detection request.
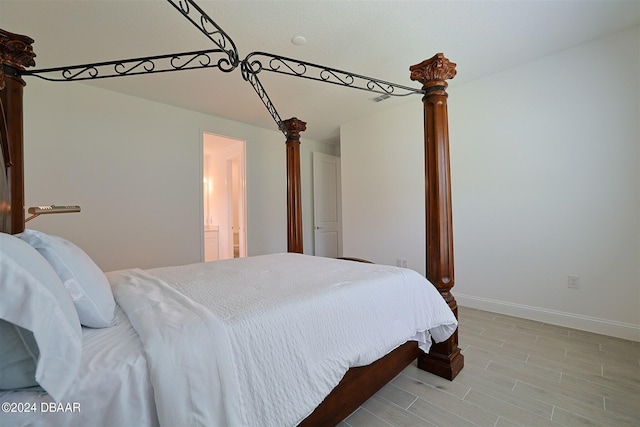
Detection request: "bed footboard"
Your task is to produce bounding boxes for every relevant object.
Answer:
[298,341,420,427]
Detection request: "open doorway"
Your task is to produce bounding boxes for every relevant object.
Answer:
[203,132,247,261]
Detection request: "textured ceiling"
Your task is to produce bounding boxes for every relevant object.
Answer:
[1,0,638,143]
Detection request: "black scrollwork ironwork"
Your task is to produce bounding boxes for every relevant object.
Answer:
[165,0,239,72]
[241,60,287,136]
[243,52,424,97]
[114,59,155,76]
[18,0,424,136]
[22,49,227,81]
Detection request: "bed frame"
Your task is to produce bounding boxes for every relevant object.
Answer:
[0,6,463,424]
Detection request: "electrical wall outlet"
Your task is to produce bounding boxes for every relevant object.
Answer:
[568,275,580,289]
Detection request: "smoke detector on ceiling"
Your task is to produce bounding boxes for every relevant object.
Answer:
[291,36,307,46]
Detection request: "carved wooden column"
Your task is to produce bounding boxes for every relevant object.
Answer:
[410,53,464,380]
[283,117,306,253]
[0,29,35,235]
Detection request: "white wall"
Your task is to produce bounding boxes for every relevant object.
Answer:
[341,104,426,271]
[341,26,639,340]
[22,78,335,271]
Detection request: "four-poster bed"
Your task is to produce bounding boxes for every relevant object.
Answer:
[0,2,463,425]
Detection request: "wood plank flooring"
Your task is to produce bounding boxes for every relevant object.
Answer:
[339,307,640,427]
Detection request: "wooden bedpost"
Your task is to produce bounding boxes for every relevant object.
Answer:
[283,117,306,253]
[0,29,35,235]
[410,53,464,380]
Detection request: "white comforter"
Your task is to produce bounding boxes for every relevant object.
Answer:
[108,253,457,427]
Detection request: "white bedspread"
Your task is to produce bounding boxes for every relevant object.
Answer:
[108,253,457,427]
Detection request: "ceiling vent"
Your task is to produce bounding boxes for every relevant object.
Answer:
[370,94,391,103]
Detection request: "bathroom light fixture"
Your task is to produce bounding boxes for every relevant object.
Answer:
[25,205,81,222]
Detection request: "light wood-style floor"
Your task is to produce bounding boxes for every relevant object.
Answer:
[340,306,640,427]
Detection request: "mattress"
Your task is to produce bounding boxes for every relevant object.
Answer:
[109,253,457,427]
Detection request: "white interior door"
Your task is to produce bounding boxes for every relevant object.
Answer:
[313,152,342,258]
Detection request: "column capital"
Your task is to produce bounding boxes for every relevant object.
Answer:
[0,29,36,89]
[410,53,456,91]
[283,117,307,141]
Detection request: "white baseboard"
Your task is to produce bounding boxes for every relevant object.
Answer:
[456,293,640,342]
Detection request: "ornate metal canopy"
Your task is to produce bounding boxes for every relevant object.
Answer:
[18,0,425,136]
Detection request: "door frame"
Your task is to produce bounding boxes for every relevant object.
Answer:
[202,131,247,261]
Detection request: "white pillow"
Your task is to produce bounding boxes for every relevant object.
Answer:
[20,229,116,328]
[0,232,82,401]
[0,320,39,389]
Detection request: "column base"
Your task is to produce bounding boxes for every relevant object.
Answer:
[418,339,464,380]
[418,293,464,380]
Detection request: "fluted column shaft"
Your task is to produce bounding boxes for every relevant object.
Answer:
[283,117,306,253]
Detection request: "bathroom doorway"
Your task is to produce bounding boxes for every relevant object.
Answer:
[203,132,247,261]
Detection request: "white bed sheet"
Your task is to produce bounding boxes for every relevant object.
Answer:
[0,306,158,427]
[109,253,458,427]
